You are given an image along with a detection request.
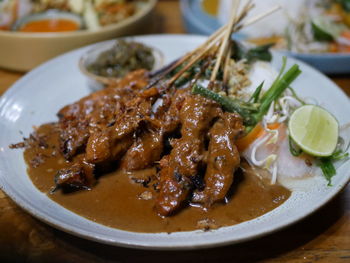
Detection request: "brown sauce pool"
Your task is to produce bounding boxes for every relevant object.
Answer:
[24,124,290,233]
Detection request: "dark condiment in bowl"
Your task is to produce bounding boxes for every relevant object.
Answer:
[87,39,155,78]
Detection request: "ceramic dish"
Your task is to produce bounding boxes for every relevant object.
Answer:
[180,0,350,74]
[0,35,350,250]
[0,0,156,72]
[79,39,164,91]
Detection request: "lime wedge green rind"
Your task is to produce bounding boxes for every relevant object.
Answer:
[288,105,339,157]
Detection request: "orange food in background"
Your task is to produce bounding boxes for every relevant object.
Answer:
[342,31,350,51]
[248,36,283,46]
[329,43,339,53]
[328,32,350,53]
[0,25,10,30]
[100,3,131,14]
[19,19,79,33]
[342,31,350,40]
[202,0,219,16]
[328,3,350,27]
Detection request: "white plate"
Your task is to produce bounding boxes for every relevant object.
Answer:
[0,35,349,250]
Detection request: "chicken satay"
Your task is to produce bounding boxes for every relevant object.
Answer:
[85,96,154,163]
[155,156,192,216]
[119,88,190,171]
[54,157,95,191]
[57,70,149,160]
[155,95,221,216]
[192,112,243,206]
[120,129,164,171]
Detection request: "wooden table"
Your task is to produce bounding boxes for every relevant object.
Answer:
[0,1,349,262]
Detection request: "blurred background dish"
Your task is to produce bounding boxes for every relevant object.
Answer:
[10,10,84,32]
[180,0,219,35]
[79,38,164,91]
[0,0,150,31]
[0,0,157,71]
[180,0,350,74]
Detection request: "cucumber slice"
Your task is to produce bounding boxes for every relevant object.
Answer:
[312,16,344,41]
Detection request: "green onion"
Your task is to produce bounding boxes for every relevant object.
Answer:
[255,62,302,123]
[319,158,336,186]
[192,85,257,126]
[192,58,302,132]
[248,81,264,103]
[318,149,349,186]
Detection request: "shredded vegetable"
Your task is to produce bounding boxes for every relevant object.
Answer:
[192,55,346,186]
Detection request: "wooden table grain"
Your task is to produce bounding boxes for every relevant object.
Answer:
[0,1,349,262]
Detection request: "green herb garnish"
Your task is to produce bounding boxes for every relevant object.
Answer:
[318,149,348,186]
[192,58,302,132]
[234,43,274,63]
[319,158,337,186]
[248,81,264,103]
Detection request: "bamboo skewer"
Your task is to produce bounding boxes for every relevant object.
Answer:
[147,2,282,91]
[146,25,229,89]
[223,43,232,85]
[169,0,257,87]
[164,25,227,74]
[210,0,241,82]
[238,5,281,30]
[167,30,226,86]
[220,0,254,88]
[152,2,253,85]
[190,56,214,89]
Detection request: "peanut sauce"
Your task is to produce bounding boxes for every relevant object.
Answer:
[24,124,290,233]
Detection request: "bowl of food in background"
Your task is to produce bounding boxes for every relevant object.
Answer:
[79,38,164,91]
[181,0,350,74]
[0,0,157,72]
[241,0,350,74]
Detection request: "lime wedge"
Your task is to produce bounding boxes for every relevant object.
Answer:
[288,105,339,157]
[312,16,344,41]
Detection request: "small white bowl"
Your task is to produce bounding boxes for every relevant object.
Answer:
[79,40,164,91]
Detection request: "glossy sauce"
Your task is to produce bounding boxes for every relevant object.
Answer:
[24,124,291,233]
[19,19,79,32]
